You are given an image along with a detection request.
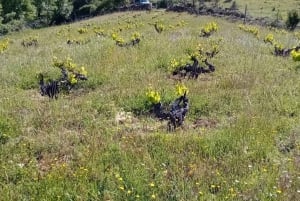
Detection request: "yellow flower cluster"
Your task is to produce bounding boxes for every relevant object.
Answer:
[146,87,161,104]
[198,38,222,60]
[238,24,259,38]
[291,49,300,61]
[53,56,76,71]
[78,27,88,34]
[93,27,106,36]
[176,20,187,27]
[0,38,9,53]
[176,83,189,96]
[189,50,200,58]
[200,22,218,36]
[111,32,126,45]
[111,32,118,40]
[262,33,286,53]
[67,37,90,45]
[168,57,190,72]
[131,32,141,42]
[80,66,88,77]
[115,37,125,45]
[169,58,180,71]
[263,33,286,53]
[154,21,165,33]
[53,56,88,83]
[274,42,284,51]
[69,73,78,84]
[264,33,274,44]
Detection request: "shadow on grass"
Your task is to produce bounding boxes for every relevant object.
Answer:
[294,64,300,71]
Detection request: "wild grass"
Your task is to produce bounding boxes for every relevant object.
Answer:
[221,0,300,20]
[0,10,300,200]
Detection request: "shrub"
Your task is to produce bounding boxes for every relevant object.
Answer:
[131,32,141,43]
[291,49,300,61]
[200,22,218,37]
[37,56,89,98]
[238,24,259,38]
[154,21,165,33]
[78,27,88,34]
[0,38,9,53]
[263,33,274,45]
[286,10,300,30]
[94,27,106,36]
[146,87,161,105]
[21,36,38,47]
[157,0,168,9]
[175,83,189,96]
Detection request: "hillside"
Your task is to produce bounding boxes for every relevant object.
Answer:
[0,10,300,200]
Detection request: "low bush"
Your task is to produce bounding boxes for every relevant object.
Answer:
[286,10,300,30]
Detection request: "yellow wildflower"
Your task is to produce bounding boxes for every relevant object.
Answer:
[168,58,180,71]
[175,83,189,96]
[80,66,88,76]
[131,32,141,41]
[291,49,300,61]
[146,88,161,104]
[111,33,118,40]
[69,73,78,85]
[264,33,274,44]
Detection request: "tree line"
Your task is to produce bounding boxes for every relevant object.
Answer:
[0,0,132,34]
[0,1,222,35]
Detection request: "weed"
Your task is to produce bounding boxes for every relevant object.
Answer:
[0,38,9,53]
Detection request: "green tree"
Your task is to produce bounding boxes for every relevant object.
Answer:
[33,0,56,24]
[34,0,48,17]
[97,0,128,12]
[1,0,36,23]
[50,0,73,24]
[0,3,3,23]
[72,0,99,18]
[286,10,300,30]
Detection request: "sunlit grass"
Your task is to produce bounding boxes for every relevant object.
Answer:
[0,10,300,200]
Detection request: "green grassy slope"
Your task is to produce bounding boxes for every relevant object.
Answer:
[0,10,300,200]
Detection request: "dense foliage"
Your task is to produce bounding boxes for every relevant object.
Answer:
[0,0,131,34]
[286,10,300,30]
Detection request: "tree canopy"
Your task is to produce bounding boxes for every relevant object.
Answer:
[0,0,130,34]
